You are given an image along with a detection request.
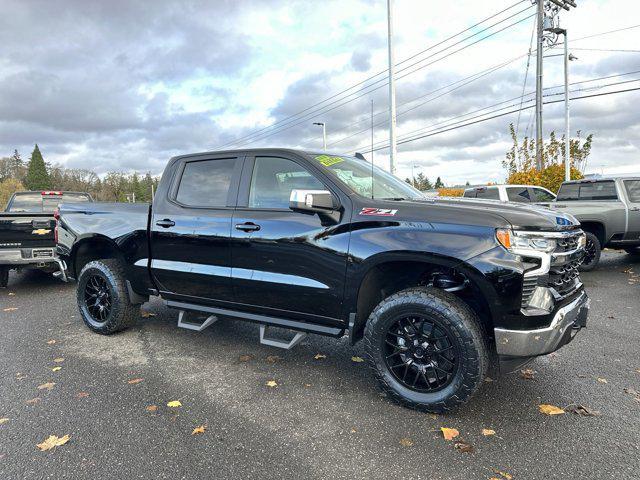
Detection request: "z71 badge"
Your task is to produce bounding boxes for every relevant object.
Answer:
[359,208,398,216]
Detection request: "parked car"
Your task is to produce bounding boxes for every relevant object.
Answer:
[463,184,557,203]
[56,149,589,413]
[547,177,640,270]
[0,190,92,287]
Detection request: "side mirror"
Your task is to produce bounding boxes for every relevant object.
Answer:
[289,189,336,213]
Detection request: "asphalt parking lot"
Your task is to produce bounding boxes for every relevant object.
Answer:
[0,251,638,480]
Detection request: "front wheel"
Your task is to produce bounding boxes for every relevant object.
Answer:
[364,287,488,414]
[77,259,139,334]
[0,266,8,288]
[578,232,601,272]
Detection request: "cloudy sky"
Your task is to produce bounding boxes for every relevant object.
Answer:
[1,0,639,185]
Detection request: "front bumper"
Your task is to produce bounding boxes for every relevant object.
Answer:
[494,290,589,358]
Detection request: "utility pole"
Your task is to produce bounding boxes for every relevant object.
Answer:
[313,122,326,150]
[563,30,570,181]
[387,0,398,174]
[535,0,544,171]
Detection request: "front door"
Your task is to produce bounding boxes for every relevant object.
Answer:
[230,154,350,326]
[623,179,640,241]
[150,154,243,304]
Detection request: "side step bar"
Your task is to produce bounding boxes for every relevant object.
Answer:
[259,325,307,350]
[177,310,218,332]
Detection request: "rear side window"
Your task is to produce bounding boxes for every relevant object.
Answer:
[472,188,500,200]
[557,181,618,201]
[506,187,531,203]
[176,158,237,207]
[531,188,556,202]
[624,180,640,202]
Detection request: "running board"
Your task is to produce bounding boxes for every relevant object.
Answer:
[177,310,218,332]
[259,325,307,350]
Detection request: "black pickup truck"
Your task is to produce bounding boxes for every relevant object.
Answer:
[56,149,590,412]
[0,190,92,287]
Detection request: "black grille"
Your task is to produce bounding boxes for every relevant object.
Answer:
[521,277,539,308]
[548,258,581,296]
[556,235,579,253]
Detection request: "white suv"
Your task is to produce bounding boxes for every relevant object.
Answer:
[463,185,556,203]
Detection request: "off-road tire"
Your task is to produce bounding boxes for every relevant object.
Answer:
[77,259,139,334]
[364,287,489,414]
[578,232,601,272]
[0,267,8,288]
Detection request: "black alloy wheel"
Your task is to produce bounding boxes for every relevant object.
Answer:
[84,274,112,324]
[578,232,601,272]
[384,315,459,392]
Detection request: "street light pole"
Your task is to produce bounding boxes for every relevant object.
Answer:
[313,122,326,150]
[535,0,544,171]
[387,0,398,174]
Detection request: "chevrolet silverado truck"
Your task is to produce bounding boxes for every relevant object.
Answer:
[0,190,92,287]
[549,177,640,270]
[56,149,589,413]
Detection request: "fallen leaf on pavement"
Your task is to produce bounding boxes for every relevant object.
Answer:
[350,428,357,433]
[167,400,182,408]
[140,310,156,318]
[351,356,364,363]
[127,378,144,385]
[76,392,89,399]
[36,434,70,451]
[192,425,206,435]
[454,440,474,453]
[399,438,413,447]
[520,368,535,380]
[53,358,64,363]
[8,292,15,296]
[46,340,56,345]
[2,307,18,312]
[492,471,513,480]
[26,398,41,405]
[238,354,252,362]
[266,380,278,388]
[303,383,312,388]
[484,377,494,382]
[624,387,640,402]
[482,428,496,436]
[37,382,55,391]
[314,354,326,360]
[596,377,608,384]
[146,405,158,412]
[266,355,280,363]
[565,404,601,416]
[51,367,62,372]
[0,418,9,425]
[635,369,640,374]
[539,404,565,415]
[441,427,459,441]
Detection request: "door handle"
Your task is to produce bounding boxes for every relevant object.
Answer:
[235,222,261,232]
[156,219,175,228]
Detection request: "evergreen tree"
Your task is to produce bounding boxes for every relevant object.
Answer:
[434,176,444,189]
[25,144,51,190]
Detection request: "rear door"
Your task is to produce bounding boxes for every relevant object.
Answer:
[230,153,350,325]
[622,179,640,241]
[506,186,532,203]
[530,187,556,204]
[150,154,243,304]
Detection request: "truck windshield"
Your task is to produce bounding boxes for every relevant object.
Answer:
[8,193,91,212]
[312,154,424,200]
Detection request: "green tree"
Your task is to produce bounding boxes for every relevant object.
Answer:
[434,176,444,189]
[25,144,51,190]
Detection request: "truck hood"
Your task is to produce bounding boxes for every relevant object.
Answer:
[388,197,580,231]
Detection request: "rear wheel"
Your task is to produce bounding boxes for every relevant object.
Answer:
[364,287,488,414]
[0,267,8,288]
[77,259,139,334]
[579,232,601,272]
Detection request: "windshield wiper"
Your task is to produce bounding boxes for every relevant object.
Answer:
[380,197,406,201]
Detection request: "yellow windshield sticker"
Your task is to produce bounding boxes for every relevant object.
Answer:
[315,154,344,167]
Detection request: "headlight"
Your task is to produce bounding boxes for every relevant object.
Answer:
[496,229,557,253]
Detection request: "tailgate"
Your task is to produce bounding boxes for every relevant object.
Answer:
[0,213,56,249]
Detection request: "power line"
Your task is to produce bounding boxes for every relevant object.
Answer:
[515,16,536,139]
[566,47,640,53]
[357,86,640,153]
[231,12,536,148]
[217,2,534,149]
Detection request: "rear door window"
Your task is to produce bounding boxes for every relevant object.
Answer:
[557,181,618,201]
[175,158,238,207]
[531,187,556,202]
[473,188,500,200]
[506,187,531,203]
[624,180,640,202]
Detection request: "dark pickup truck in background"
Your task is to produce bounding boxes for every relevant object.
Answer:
[0,190,92,287]
[56,149,589,413]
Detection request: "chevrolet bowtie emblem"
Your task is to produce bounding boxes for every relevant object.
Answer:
[32,228,51,235]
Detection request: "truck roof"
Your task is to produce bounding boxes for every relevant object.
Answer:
[169,148,347,162]
[561,175,640,184]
